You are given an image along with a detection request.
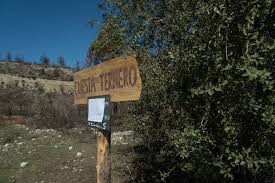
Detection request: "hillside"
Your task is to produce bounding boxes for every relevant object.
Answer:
[0,61,74,94]
[0,61,74,81]
[0,74,73,94]
[0,61,76,127]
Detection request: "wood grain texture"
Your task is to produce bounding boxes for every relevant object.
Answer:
[96,130,111,183]
[74,55,142,104]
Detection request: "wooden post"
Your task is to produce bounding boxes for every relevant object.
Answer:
[73,56,142,182]
[96,130,111,183]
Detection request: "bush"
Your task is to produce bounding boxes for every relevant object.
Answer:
[97,0,275,182]
[53,68,60,78]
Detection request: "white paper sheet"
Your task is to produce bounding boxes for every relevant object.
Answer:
[88,98,106,123]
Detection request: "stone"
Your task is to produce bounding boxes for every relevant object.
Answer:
[76,152,82,157]
[20,162,29,167]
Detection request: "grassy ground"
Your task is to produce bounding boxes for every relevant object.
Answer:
[0,125,133,183]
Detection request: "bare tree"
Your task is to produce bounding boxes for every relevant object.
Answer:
[15,55,24,63]
[76,60,80,71]
[58,56,65,67]
[40,55,50,65]
[6,52,12,61]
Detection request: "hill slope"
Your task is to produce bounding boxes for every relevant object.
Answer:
[0,61,74,81]
[0,61,74,94]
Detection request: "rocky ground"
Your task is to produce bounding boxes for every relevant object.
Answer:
[0,125,134,183]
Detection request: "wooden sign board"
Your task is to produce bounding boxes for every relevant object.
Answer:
[74,55,142,104]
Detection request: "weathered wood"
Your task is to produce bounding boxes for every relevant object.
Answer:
[74,55,142,104]
[96,130,111,183]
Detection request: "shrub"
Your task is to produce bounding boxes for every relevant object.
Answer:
[53,68,60,78]
[97,0,275,182]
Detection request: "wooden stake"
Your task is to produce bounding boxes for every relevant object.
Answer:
[96,130,111,183]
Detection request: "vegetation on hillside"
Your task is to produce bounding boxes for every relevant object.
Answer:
[0,61,74,81]
[0,79,83,129]
[88,0,275,182]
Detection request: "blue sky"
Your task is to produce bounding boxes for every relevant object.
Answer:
[0,0,102,67]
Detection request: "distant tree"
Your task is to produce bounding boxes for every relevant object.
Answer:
[88,19,97,28]
[76,60,80,71]
[6,52,12,61]
[40,55,50,65]
[58,56,65,67]
[15,55,24,63]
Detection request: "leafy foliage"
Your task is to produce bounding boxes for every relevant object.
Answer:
[93,0,275,182]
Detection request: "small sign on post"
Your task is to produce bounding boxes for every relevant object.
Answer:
[88,96,111,131]
[74,55,142,183]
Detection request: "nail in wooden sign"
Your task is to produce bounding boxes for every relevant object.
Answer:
[74,55,142,104]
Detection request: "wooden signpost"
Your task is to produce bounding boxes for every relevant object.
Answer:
[74,55,142,104]
[74,55,142,183]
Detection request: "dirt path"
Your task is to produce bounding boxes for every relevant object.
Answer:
[0,125,132,183]
[0,125,97,183]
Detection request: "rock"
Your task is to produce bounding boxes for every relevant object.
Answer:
[58,135,62,138]
[4,143,9,148]
[54,145,58,148]
[69,146,73,150]
[76,152,82,157]
[8,176,16,183]
[111,131,134,145]
[20,162,28,167]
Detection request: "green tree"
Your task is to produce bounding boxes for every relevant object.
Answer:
[85,14,129,67]
[93,0,275,182]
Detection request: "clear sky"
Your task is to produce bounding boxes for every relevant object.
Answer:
[0,0,102,67]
